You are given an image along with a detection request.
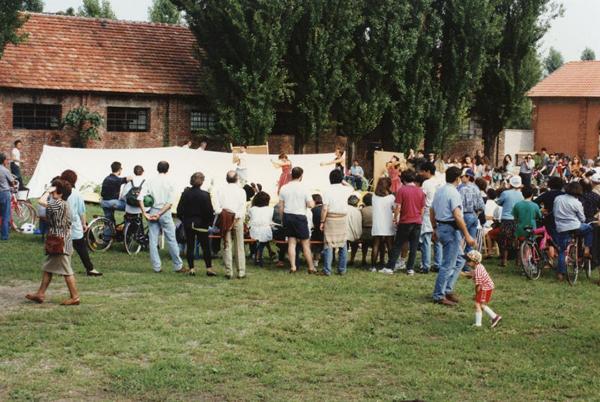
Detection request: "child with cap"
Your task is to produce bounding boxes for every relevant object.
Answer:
[464,250,502,328]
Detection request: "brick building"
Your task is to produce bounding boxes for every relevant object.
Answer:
[528,61,600,158]
[0,13,218,176]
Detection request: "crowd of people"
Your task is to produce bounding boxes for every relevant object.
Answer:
[6,143,600,327]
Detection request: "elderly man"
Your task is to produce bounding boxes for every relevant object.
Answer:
[216,171,247,279]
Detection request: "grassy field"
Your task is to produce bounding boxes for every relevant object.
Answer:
[2,209,600,401]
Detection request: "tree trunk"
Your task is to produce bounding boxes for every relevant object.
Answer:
[482,123,501,165]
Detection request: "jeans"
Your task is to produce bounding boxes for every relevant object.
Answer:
[420,232,432,272]
[101,199,125,240]
[323,246,348,275]
[432,223,463,301]
[388,223,421,270]
[433,239,442,267]
[556,224,594,274]
[348,176,363,190]
[147,209,183,272]
[455,213,479,271]
[0,191,10,240]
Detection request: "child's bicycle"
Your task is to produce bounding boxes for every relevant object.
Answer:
[86,213,149,255]
[519,226,556,280]
[564,229,594,286]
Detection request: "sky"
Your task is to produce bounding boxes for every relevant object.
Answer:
[44,0,600,62]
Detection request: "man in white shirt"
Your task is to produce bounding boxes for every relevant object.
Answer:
[139,161,183,273]
[11,139,25,190]
[233,145,248,185]
[215,170,247,279]
[278,167,316,273]
[320,169,353,275]
[419,162,443,273]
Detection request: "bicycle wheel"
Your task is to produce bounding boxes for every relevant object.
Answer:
[520,241,537,279]
[565,243,579,285]
[86,217,114,252]
[583,257,594,282]
[12,201,36,230]
[124,220,145,255]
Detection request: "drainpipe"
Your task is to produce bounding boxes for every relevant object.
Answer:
[163,97,170,147]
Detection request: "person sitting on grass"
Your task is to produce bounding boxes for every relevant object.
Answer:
[464,250,502,328]
[26,179,80,306]
[512,186,542,241]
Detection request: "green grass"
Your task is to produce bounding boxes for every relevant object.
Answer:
[1,207,600,401]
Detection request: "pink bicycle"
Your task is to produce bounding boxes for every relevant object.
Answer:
[519,226,556,280]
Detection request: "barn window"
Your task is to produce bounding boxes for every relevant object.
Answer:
[107,107,150,132]
[190,111,216,131]
[13,103,61,130]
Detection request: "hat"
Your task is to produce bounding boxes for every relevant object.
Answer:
[461,168,475,178]
[509,175,522,188]
[465,250,482,264]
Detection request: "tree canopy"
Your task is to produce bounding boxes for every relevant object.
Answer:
[20,0,43,12]
[148,0,182,24]
[0,0,29,59]
[77,0,116,19]
[581,47,596,61]
[544,47,564,75]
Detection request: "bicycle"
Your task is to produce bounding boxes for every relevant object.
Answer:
[86,213,149,255]
[519,226,555,280]
[564,230,592,286]
[10,181,36,231]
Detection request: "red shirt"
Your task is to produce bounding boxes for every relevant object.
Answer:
[473,263,495,291]
[395,184,425,224]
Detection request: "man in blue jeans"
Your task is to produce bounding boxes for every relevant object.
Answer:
[139,161,183,273]
[100,161,130,239]
[454,168,485,273]
[0,153,16,240]
[430,166,477,306]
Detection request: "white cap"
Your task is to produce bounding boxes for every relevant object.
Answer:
[509,175,522,188]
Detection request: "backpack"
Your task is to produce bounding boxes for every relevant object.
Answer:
[125,180,145,207]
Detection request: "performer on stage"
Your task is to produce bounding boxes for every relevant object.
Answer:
[387,156,402,194]
[272,153,292,194]
[320,148,346,172]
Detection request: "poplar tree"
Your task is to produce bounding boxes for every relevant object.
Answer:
[544,47,563,75]
[77,0,116,19]
[148,0,181,25]
[0,0,28,58]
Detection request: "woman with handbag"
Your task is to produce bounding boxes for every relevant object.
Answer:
[25,179,80,305]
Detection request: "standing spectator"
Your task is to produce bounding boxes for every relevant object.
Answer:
[198,140,207,151]
[310,194,324,268]
[349,160,365,190]
[120,165,148,216]
[346,195,363,265]
[454,168,485,272]
[233,145,249,185]
[25,179,80,305]
[534,176,564,244]
[430,166,477,306]
[483,188,502,257]
[0,153,15,240]
[215,171,248,279]
[371,177,395,273]
[360,193,374,267]
[248,191,274,267]
[386,170,425,276]
[496,176,525,267]
[177,172,215,276]
[320,169,353,276]
[278,167,316,273]
[100,162,130,240]
[60,169,102,277]
[11,140,25,190]
[512,186,542,240]
[140,161,183,273]
[579,180,600,222]
[419,162,442,274]
[519,154,535,187]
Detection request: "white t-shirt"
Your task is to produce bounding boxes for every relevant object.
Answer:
[237,152,247,170]
[372,194,395,236]
[248,206,274,242]
[322,184,353,214]
[422,176,442,208]
[122,176,149,214]
[279,180,312,215]
[139,174,175,210]
[484,199,502,228]
[11,148,20,166]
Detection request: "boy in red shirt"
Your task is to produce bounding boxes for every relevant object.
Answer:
[385,170,426,275]
[465,250,502,328]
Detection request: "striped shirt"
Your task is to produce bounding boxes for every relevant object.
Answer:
[473,263,494,291]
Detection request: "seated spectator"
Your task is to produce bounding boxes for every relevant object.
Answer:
[512,186,542,240]
[248,191,274,267]
[346,194,363,265]
[348,160,365,190]
[311,194,324,268]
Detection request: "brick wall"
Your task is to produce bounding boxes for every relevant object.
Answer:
[0,89,202,176]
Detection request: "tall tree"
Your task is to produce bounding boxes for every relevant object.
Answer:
[544,47,563,75]
[474,1,556,158]
[423,0,497,152]
[148,0,181,24]
[286,0,362,153]
[20,0,43,12]
[172,0,298,145]
[77,0,116,19]
[0,0,28,59]
[581,47,596,61]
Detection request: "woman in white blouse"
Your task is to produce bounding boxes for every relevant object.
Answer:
[371,177,395,271]
[248,191,274,267]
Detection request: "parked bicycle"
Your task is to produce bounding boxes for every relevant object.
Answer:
[86,213,149,255]
[564,229,593,286]
[519,226,556,280]
[10,177,36,231]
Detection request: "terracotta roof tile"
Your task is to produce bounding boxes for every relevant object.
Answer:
[0,13,203,96]
[528,61,600,98]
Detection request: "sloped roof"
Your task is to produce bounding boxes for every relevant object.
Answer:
[0,13,202,96]
[528,61,600,98]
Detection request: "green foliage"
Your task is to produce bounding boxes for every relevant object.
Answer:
[148,0,181,24]
[77,0,116,19]
[0,0,29,59]
[56,7,75,16]
[20,0,43,12]
[62,106,104,148]
[581,47,596,61]
[173,0,298,146]
[544,46,564,75]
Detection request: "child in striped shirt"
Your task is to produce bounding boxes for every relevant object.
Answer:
[464,250,502,328]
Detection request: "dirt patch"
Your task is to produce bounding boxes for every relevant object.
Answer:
[0,280,38,312]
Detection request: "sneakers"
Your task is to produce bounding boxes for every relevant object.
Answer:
[394,259,406,271]
[379,268,394,275]
[86,269,103,277]
[370,267,378,273]
[406,269,415,276]
[491,315,503,328]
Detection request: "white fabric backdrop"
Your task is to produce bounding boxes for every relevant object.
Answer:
[27,145,336,200]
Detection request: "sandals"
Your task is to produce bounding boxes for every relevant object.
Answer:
[60,297,81,306]
[25,294,44,304]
